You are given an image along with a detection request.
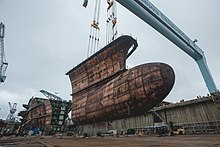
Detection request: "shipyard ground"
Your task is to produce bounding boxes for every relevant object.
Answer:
[1,134,220,147]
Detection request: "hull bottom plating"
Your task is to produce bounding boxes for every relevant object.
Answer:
[72,63,175,124]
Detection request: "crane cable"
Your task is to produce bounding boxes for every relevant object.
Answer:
[93,0,101,53]
[106,0,117,44]
[95,0,101,52]
[112,1,118,40]
[86,0,117,56]
[87,0,101,57]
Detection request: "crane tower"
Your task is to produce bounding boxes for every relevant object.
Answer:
[0,22,8,83]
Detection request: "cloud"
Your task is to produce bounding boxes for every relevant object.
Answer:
[0,0,219,119]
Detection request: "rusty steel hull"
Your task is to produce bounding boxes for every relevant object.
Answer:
[66,35,137,94]
[66,35,175,124]
[71,63,174,124]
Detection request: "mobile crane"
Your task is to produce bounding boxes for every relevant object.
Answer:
[83,0,219,99]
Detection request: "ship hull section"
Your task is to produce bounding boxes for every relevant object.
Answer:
[72,63,175,124]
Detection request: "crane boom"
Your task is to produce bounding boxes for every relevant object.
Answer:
[40,90,62,101]
[116,0,218,94]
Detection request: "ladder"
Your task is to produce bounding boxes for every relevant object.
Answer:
[150,108,172,134]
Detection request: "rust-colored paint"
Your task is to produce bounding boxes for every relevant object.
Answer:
[66,36,137,94]
[19,97,71,133]
[67,35,175,124]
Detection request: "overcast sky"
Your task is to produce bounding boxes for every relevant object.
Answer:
[0,0,220,120]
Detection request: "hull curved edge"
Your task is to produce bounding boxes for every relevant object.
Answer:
[72,62,175,124]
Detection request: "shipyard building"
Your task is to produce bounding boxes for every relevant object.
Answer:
[78,96,220,135]
[110,96,220,134]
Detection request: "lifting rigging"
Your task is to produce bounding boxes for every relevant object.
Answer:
[83,0,219,96]
[83,0,118,57]
[84,0,101,57]
[0,22,8,83]
[106,0,118,44]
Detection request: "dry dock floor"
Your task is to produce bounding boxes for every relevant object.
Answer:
[1,134,220,147]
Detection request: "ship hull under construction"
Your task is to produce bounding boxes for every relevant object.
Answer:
[66,35,175,124]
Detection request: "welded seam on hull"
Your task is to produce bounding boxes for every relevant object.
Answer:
[112,76,117,119]
[126,68,132,116]
[70,42,133,95]
[71,69,127,96]
[66,35,136,75]
[141,64,148,102]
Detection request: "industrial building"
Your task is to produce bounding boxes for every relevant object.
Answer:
[18,97,71,135]
[1,1,219,142]
[78,96,220,135]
